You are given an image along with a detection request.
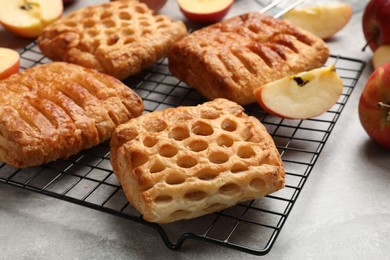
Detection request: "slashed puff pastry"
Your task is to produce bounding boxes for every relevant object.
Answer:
[110,98,285,223]
[168,12,330,105]
[0,62,143,168]
[37,0,187,80]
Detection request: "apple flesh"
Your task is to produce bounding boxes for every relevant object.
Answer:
[0,0,63,38]
[362,0,390,52]
[178,0,233,23]
[253,65,343,120]
[0,47,20,80]
[358,62,390,149]
[282,3,352,40]
[372,44,390,69]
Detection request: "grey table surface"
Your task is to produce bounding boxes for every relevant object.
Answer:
[1,0,389,259]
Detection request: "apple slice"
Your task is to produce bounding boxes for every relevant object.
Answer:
[282,3,352,40]
[0,47,20,80]
[0,0,63,38]
[177,0,233,23]
[253,65,343,119]
[372,45,390,70]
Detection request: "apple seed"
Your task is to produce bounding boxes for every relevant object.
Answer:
[293,76,309,87]
[20,0,39,11]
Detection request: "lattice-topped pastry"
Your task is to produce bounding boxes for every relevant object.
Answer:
[0,62,143,168]
[37,0,187,80]
[168,12,329,105]
[110,98,284,223]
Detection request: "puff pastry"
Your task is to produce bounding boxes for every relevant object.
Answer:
[168,12,330,105]
[0,62,143,168]
[110,98,285,223]
[37,0,188,80]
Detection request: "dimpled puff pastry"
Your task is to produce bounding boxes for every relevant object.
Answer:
[110,98,285,223]
[37,0,187,80]
[168,12,329,105]
[0,62,143,168]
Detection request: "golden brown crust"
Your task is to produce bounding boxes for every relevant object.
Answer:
[0,62,144,168]
[37,0,188,80]
[168,12,329,105]
[110,98,284,223]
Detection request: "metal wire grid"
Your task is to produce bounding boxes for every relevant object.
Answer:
[0,41,365,255]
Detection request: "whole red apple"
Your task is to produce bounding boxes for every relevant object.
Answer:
[362,0,390,52]
[358,62,390,149]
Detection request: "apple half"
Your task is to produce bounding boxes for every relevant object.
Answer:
[0,47,20,80]
[0,0,63,38]
[372,44,390,69]
[253,65,343,119]
[282,3,352,40]
[177,0,233,23]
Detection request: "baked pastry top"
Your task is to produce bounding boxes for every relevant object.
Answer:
[168,12,330,105]
[110,98,285,223]
[0,62,143,168]
[37,0,188,80]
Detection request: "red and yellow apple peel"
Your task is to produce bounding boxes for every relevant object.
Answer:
[358,62,390,149]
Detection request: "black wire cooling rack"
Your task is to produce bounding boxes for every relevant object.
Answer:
[0,41,365,255]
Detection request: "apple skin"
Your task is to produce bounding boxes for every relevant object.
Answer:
[358,62,390,149]
[362,0,390,52]
[111,0,167,12]
[62,0,76,5]
[178,0,233,24]
[139,0,167,12]
[0,47,20,80]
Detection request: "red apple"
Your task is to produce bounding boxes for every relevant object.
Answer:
[358,62,390,149]
[178,0,233,23]
[0,47,20,80]
[0,0,63,38]
[362,0,390,52]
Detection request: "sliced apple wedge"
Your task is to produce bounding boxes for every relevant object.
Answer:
[282,3,352,39]
[253,65,343,119]
[372,45,390,70]
[0,0,63,38]
[0,47,20,80]
[178,0,233,23]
